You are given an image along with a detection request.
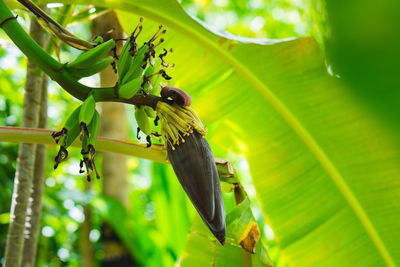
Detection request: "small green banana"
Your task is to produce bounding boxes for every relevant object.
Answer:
[81,110,100,152]
[142,65,155,93]
[68,56,114,79]
[51,105,81,145]
[119,44,150,85]
[52,105,82,169]
[62,105,81,134]
[135,106,152,136]
[62,122,80,148]
[118,17,144,79]
[117,38,133,82]
[144,58,164,96]
[67,39,116,69]
[144,106,157,118]
[79,94,96,129]
[81,110,101,181]
[118,76,143,99]
[87,110,100,147]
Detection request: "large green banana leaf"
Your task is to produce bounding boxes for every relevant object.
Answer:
[36,0,400,266]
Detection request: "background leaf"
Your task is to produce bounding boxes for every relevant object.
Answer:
[117,1,400,265]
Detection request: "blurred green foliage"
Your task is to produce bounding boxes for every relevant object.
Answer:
[318,0,400,133]
[179,0,312,39]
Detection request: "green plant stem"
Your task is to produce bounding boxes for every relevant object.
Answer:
[0,0,161,108]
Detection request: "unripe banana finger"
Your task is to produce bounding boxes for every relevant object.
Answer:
[148,72,161,96]
[144,106,157,118]
[79,94,96,127]
[142,65,155,93]
[63,105,82,131]
[118,39,133,80]
[67,56,114,79]
[119,45,149,85]
[68,39,116,69]
[63,121,81,148]
[87,110,100,146]
[135,106,152,136]
[118,76,143,99]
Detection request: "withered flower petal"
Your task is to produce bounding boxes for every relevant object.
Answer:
[161,86,192,106]
[54,146,68,169]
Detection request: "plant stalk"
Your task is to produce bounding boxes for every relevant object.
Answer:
[21,74,48,267]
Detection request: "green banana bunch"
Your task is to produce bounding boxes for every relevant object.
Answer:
[119,55,168,99]
[66,39,116,79]
[52,94,102,181]
[79,94,96,135]
[117,18,145,85]
[118,20,166,87]
[52,105,82,169]
[81,110,100,181]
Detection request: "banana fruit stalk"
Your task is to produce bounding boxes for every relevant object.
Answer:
[156,101,226,245]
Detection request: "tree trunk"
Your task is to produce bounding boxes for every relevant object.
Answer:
[21,74,48,267]
[4,15,48,267]
[92,11,135,267]
[81,182,94,267]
